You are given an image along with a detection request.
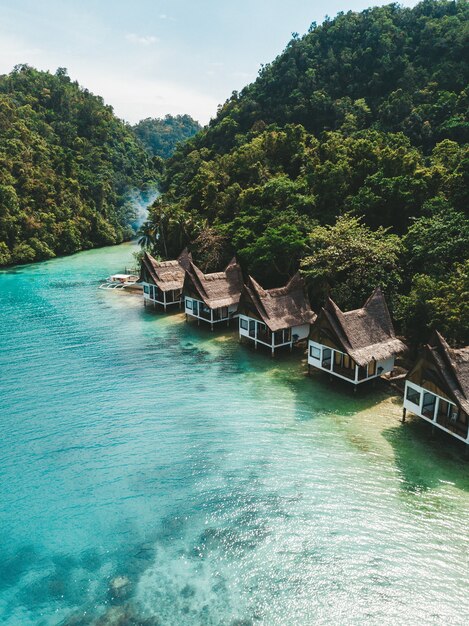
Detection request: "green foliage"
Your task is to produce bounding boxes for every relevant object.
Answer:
[0,65,155,266]
[403,200,469,275]
[238,222,308,284]
[397,261,469,346]
[301,215,403,310]
[137,222,156,250]
[150,1,468,346]
[133,115,202,159]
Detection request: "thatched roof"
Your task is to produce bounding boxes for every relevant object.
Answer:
[140,248,192,291]
[184,257,243,309]
[423,331,469,414]
[240,273,316,332]
[316,287,406,366]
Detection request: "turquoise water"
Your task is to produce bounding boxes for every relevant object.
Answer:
[1,243,469,626]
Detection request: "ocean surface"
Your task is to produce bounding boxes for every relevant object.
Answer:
[1,242,468,626]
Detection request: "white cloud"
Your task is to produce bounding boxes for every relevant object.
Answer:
[78,69,216,125]
[0,30,217,124]
[125,33,159,46]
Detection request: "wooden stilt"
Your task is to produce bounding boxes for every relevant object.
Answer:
[402,408,406,423]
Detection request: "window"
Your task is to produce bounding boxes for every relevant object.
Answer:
[240,318,248,330]
[406,385,421,406]
[422,392,436,418]
[322,348,332,370]
[186,299,193,310]
[143,284,149,294]
[310,345,321,360]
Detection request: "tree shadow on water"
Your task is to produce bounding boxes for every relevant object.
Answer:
[382,417,469,495]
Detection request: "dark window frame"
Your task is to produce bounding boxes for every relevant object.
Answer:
[406,385,421,406]
[310,345,321,360]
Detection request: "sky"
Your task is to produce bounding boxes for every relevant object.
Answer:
[0,0,419,125]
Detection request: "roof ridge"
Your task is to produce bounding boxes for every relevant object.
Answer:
[430,331,468,400]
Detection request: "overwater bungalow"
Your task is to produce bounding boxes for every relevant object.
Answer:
[403,332,469,444]
[139,248,192,310]
[183,257,243,329]
[237,273,316,355]
[308,287,406,386]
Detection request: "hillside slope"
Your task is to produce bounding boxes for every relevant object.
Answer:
[146,0,468,345]
[133,115,202,159]
[0,65,154,266]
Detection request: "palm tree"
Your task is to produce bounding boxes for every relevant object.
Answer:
[137,221,156,250]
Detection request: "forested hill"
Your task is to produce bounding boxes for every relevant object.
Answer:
[133,115,201,159]
[0,65,155,266]
[148,0,469,346]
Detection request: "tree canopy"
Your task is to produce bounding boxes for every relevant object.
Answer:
[144,0,468,347]
[0,65,155,265]
[133,115,202,159]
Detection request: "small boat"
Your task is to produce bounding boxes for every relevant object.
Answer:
[99,274,142,291]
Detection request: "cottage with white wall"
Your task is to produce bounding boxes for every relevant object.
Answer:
[403,331,469,444]
[238,273,316,355]
[183,257,243,329]
[139,248,192,310]
[308,287,406,386]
